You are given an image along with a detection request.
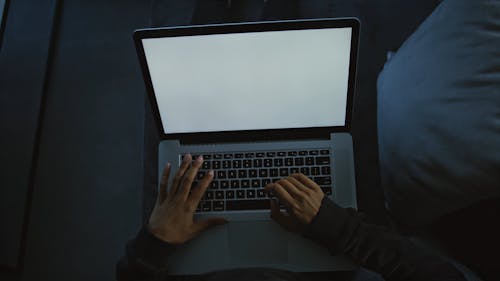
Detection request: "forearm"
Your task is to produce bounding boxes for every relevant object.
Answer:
[116,226,176,281]
[304,197,466,281]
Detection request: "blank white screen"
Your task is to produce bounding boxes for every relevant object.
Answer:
[143,27,352,134]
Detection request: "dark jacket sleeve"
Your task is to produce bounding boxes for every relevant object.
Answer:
[303,197,467,281]
[116,226,176,281]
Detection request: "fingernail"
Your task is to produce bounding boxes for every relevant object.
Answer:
[208,170,214,176]
[184,154,191,161]
[197,155,203,162]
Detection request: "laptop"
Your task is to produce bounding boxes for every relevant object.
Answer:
[134,18,359,274]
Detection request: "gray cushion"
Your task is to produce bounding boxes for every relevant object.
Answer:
[377,0,500,227]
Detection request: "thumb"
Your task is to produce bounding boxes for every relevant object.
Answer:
[270,200,299,232]
[194,217,228,233]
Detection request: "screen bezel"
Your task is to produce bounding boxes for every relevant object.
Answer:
[134,18,359,143]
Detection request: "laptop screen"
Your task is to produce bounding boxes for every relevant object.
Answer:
[141,27,352,134]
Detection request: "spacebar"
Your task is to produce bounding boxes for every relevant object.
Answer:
[226,200,270,211]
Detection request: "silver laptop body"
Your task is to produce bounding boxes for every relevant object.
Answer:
[134,18,360,274]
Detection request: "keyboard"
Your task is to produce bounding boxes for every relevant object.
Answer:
[182,149,333,213]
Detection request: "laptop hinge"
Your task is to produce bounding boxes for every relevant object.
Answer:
[172,130,333,145]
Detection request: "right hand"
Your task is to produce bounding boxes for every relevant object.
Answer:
[264,173,325,233]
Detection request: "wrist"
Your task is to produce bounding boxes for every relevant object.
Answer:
[147,224,185,245]
[128,226,177,271]
[303,197,360,254]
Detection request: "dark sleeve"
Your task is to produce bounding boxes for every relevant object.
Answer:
[303,197,467,281]
[116,226,177,281]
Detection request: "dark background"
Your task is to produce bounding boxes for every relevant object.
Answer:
[0,0,441,280]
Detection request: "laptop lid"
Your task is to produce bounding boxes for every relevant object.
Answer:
[134,18,359,143]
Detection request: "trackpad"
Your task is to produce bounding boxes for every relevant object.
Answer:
[228,221,288,265]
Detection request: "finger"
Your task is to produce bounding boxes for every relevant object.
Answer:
[278,179,307,199]
[286,176,311,195]
[270,200,298,232]
[265,182,296,209]
[170,154,192,196]
[193,217,228,234]
[177,155,204,202]
[187,170,214,209]
[158,163,171,203]
[292,173,322,192]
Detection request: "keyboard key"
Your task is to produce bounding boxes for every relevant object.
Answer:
[290,167,299,174]
[217,171,227,179]
[241,179,250,188]
[215,191,224,199]
[256,152,265,157]
[220,181,229,189]
[235,153,244,158]
[238,170,247,178]
[311,167,320,176]
[233,160,242,168]
[321,166,331,175]
[249,169,258,178]
[285,158,294,166]
[247,189,256,198]
[309,150,319,155]
[245,153,254,158]
[266,152,276,157]
[213,154,222,159]
[287,151,297,156]
[259,169,268,177]
[230,180,240,189]
[315,157,330,165]
[213,201,224,211]
[294,158,304,166]
[262,178,272,186]
[205,190,214,200]
[211,181,219,189]
[264,159,273,167]
[314,176,332,185]
[300,167,310,175]
[277,151,286,157]
[321,186,333,195]
[270,168,279,177]
[280,168,288,177]
[274,158,283,167]
[226,190,235,199]
[257,189,266,198]
[213,161,221,169]
[251,179,260,188]
[224,154,233,159]
[201,201,212,212]
[305,157,314,165]
[299,151,307,156]
[243,159,252,168]
[236,190,245,199]
[228,170,237,178]
[226,200,269,210]
[202,161,211,169]
[253,159,263,167]
[202,154,212,160]
[320,150,330,155]
[222,160,231,169]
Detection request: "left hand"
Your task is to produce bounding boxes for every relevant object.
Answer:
[148,154,227,244]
